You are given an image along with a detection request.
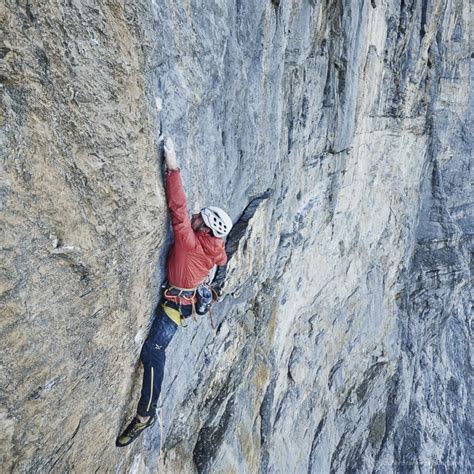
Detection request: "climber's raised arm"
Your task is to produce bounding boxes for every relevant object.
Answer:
[163,137,196,249]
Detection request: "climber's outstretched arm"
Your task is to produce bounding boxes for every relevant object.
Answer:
[164,137,196,249]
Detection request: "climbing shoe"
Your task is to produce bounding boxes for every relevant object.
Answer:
[116,414,156,447]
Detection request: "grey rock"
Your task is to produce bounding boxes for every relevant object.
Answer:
[1,0,471,473]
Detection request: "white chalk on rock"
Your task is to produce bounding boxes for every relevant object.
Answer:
[155,96,162,112]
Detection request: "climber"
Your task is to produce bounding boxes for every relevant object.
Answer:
[116,136,233,447]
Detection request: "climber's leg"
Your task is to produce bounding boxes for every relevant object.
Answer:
[137,305,178,417]
[116,305,178,447]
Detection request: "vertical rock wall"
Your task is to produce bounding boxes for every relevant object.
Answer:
[2,1,164,471]
[1,0,471,472]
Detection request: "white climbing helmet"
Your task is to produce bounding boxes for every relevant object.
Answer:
[200,207,233,238]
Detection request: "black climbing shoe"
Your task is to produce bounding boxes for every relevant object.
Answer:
[116,414,156,447]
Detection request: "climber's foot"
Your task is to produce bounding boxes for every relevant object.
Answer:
[116,414,156,447]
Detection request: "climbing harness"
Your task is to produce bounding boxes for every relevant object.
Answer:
[161,282,219,329]
[163,284,197,304]
[163,284,197,322]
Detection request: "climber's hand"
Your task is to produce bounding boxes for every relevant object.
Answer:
[164,136,178,170]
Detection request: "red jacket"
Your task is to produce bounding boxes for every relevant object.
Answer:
[165,169,227,291]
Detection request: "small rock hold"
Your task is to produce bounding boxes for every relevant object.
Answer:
[0,47,11,59]
[50,235,59,248]
[155,96,162,112]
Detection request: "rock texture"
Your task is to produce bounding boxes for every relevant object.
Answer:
[1,0,471,473]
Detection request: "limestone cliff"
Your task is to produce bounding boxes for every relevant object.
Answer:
[1,1,471,473]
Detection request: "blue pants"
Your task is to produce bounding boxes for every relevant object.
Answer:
[137,302,191,417]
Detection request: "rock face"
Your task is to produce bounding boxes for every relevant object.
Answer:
[1,0,471,472]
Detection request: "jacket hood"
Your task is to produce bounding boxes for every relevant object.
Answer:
[196,231,225,259]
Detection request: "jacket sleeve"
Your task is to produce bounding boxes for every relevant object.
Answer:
[215,248,228,266]
[165,169,196,249]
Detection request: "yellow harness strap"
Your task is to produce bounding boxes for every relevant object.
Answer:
[162,303,182,326]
